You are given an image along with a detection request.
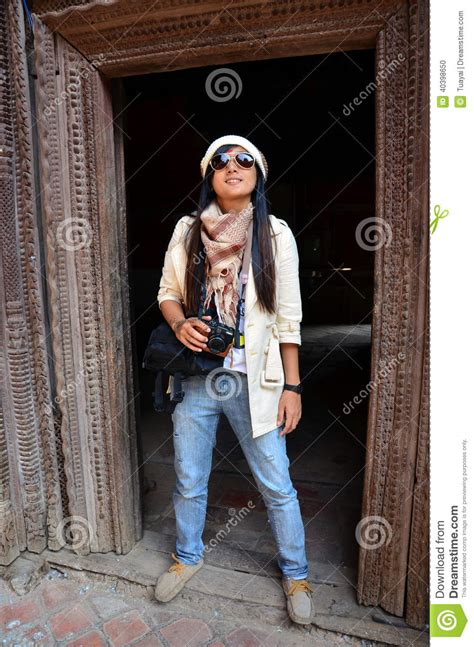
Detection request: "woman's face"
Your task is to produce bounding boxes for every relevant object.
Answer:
[210,145,257,201]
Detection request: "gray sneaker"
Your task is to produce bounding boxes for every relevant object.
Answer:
[154,552,204,602]
[282,578,314,625]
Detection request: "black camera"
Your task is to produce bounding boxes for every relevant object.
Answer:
[204,318,235,354]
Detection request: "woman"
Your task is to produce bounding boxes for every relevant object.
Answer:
[154,135,313,625]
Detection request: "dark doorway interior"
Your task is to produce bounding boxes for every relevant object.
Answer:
[120,49,375,586]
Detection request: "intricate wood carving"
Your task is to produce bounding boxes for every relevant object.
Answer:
[0,0,22,567]
[32,17,141,555]
[0,0,65,565]
[406,316,429,627]
[33,0,405,76]
[404,0,429,627]
[357,0,428,625]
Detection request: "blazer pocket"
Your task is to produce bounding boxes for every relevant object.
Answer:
[261,328,284,388]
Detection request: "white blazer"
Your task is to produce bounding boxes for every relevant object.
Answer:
[157,214,302,438]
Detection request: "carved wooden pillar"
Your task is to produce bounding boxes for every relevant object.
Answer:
[0,0,65,565]
[32,17,141,555]
[357,0,429,627]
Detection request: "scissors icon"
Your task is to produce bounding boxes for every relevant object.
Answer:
[430,204,449,234]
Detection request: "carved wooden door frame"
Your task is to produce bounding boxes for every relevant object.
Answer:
[29,25,142,556]
[1,0,428,628]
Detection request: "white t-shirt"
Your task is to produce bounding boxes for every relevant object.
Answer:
[214,296,247,374]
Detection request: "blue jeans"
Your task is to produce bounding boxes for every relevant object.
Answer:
[170,369,308,580]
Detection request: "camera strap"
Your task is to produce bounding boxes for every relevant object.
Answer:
[197,220,253,348]
[234,220,253,346]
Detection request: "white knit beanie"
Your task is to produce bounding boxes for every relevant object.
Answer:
[200,135,268,182]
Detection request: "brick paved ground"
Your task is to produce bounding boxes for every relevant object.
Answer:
[0,568,381,647]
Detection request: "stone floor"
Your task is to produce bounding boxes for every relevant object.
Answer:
[0,555,428,647]
[0,566,362,646]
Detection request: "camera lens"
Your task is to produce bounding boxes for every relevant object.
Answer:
[208,336,226,353]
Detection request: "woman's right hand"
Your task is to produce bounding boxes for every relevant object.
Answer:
[172,315,212,352]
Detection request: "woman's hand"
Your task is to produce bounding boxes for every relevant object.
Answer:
[277,390,302,436]
[172,315,212,352]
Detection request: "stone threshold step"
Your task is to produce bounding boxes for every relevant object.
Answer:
[140,528,357,588]
[36,531,427,646]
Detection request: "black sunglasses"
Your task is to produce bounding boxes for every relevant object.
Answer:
[210,152,256,171]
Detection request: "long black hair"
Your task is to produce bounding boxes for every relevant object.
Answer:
[182,144,276,317]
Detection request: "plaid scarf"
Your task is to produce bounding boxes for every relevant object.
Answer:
[200,199,254,328]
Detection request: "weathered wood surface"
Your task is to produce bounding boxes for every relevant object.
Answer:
[31,17,141,555]
[0,0,65,565]
[32,0,404,76]
[357,0,429,626]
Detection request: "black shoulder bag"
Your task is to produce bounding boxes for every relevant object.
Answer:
[142,220,253,413]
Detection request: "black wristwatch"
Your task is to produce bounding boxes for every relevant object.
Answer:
[283,382,303,394]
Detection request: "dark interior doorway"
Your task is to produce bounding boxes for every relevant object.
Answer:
[120,49,375,586]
